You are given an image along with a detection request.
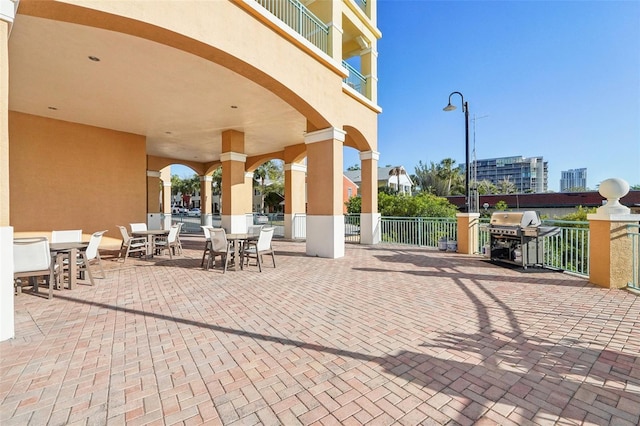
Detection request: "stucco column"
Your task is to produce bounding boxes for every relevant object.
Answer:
[587,178,640,289]
[146,170,162,229]
[305,127,345,258]
[360,150,380,244]
[361,46,378,104]
[160,166,172,229]
[456,213,480,254]
[284,162,307,239]
[220,130,251,233]
[200,175,213,226]
[161,181,172,229]
[0,12,14,342]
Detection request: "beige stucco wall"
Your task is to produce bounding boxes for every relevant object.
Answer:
[9,112,147,236]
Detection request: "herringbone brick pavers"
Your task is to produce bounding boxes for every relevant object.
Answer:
[1,237,639,425]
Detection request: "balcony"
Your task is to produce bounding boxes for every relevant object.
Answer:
[342,60,367,97]
[254,0,329,54]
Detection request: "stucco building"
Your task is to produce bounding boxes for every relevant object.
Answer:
[1,0,383,338]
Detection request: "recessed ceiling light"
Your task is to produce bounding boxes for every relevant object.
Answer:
[48,106,58,110]
[88,56,100,62]
[230,105,238,109]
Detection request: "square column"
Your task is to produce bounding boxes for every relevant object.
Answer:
[220,130,251,233]
[284,162,306,239]
[359,150,380,244]
[456,213,480,254]
[200,175,213,226]
[305,127,345,258]
[588,214,640,288]
[146,170,162,229]
[1,17,14,341]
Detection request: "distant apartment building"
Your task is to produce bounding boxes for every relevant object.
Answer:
[472,156,548,193]
[560,168,587,191]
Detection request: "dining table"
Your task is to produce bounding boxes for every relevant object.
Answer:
[225,233,259,271]
[131,229,170,258]
[49,241,89,290]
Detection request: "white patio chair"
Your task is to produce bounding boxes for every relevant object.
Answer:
[200,225,214,267]
[13,237,55,299]
[242,226,276,272]
[51,229,82,243]
[130,223,147,233]
[67,230,107,286]
[117,226,147,262]
[154,225,180,259]
[175,222,184,255]
[206,228,233,273]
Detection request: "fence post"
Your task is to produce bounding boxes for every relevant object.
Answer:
[456,213,480,254]
[587,179,640,288]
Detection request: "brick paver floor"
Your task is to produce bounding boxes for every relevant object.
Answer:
[1,236,639,425]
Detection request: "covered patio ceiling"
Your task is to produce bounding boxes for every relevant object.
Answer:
[8,14,308,164]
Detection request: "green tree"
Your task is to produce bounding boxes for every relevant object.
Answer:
[211,167,222,196]
[181,175,200,208]
[496,177,516,194]
[413,161,448,196]
[345,195,361,214]
[346,164,361,171]
[494,200,509,211]
[253,160,283,213]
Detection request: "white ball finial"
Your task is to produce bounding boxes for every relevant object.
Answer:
[597,178,630,215]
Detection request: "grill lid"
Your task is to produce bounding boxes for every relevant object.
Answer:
[490,211,541,228]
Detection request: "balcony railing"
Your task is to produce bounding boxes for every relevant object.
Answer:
[342,61,367,96]
[354,0,367,13]
[255,0,329,54]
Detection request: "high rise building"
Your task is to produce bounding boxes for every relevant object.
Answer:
[560,168,587,191]
[471,156,548,193]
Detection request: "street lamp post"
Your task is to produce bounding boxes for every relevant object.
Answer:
[443,91,472,212]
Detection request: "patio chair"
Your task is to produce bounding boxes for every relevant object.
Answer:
[66,230,107,286]
[206,228,233,273]
[175,222,184,255]
[200,225,214,267]
[130,223,147,233]
[117,225,147,262]
[51,229,83,286]
[242,226,276,272]
[13,237,55,299]
[154,225,180,259]
[51,229,82,243]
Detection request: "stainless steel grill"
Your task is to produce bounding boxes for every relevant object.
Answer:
[488,211,560,268]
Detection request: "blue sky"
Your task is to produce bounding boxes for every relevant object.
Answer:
[175,0,639,192]
[349,0,640,191]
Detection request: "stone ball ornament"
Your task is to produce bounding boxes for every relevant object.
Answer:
[597,178,630,215]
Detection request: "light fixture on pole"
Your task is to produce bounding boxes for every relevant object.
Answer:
[443,91,472,212]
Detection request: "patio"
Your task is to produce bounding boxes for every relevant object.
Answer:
[2,237,639,425]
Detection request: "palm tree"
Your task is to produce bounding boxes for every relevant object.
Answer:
[436,158,459,196]
[253,161,283,213]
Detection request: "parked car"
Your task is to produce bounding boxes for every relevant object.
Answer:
[172,206,188,215]
[187,208,201,217]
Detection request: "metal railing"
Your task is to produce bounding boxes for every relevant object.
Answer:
[354,0,367,13]
[541,220,589,276]
[342,61,367,96]
[255,0,329,54]
[379,216,457,248]
[628,224,640,290]
[177,212,595,278]
[345,214,361,243]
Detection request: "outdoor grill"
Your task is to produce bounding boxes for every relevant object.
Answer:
[487,211,560,269]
